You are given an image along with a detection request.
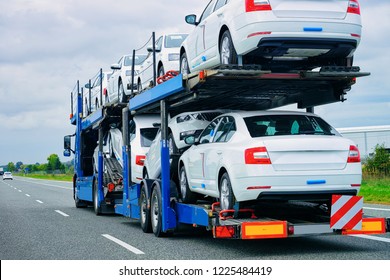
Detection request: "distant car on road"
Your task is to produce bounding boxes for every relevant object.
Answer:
[180,0,361,73]
[2,172,13,180]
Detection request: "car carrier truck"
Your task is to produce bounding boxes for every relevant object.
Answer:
[65,66,389,239]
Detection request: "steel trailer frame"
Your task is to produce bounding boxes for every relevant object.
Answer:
[69,67,390,239]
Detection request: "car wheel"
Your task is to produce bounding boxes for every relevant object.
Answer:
[168,133,178,156]
[180,52,190,75]
[137,80,142,93]
[158,65,165,78]
[219,172,235,211]
[143,169,149,179]
[220,30,238,66]
[93,179,102,215]
[179,165,197,203]
[119,80,126,103]
[140,185,152,233]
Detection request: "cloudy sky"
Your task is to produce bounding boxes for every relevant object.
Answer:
[0,0,389,165]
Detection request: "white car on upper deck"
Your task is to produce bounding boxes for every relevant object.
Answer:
[180,0,362,73]
[137,34,188,92]
[108,54,147,103]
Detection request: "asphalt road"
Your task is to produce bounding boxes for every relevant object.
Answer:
[1,176,389,260]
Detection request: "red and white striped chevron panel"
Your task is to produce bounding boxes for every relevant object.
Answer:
[330,195,363,230]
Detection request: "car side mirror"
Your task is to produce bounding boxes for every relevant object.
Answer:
[147,46,161,53]
[185,14,198,26]
[64,136,71,150]
[84,83,92,89]
[110,63,121,70]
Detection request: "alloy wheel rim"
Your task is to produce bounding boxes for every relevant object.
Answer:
[220,178,230,210]
[180,170,187,198]
[181,57,188,75]
[221,37,231,64]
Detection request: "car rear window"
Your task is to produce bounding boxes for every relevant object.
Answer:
[140,128,159,147]
[244,115,339,137]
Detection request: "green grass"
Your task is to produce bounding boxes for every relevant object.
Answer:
[359,177,390,205]
[19,173,73,182]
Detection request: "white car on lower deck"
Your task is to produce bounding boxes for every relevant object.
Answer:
[180,0,361,73]
[178,111,361,210]
[93,114,160,184]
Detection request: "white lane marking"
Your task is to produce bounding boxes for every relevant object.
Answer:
[352,234,390,243]
[364,207,390,212]
[18,190,22,192]
[36,200,44,204]
[102,234,145,255]
[25,194,31,197]
[14,178,72,190]
[14,187,17,190]
[55,210,69,217]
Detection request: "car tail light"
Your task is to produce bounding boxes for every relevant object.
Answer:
[103,88,107,96]
[245,0,272,12]
[347,145,360,163]
[347,0,360,15]
[135,155,146,166]
[245,147,271,164]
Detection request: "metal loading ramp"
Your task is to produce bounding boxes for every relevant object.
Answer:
[129,66,369,115]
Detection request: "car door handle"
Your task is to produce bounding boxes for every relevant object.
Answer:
[217,151,222,155]
[217,13,223,17]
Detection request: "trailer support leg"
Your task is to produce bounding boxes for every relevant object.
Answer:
[160,100,176,232]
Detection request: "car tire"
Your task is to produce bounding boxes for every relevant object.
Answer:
[179,165,197,203]
[168,133,178,156]
[150,185,170,237]
[180,52,190,75]
[119,80,126,103]
[140,185,152,233]
[137,80,142,93]
[158,65,165,78]
[93,179,102,215]
[219,172,235,211]
[220,30,237,66]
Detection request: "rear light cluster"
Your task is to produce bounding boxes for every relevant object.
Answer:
[103,88,107,96]
[245,0,272,12]
[347,145,361,163]
[245,147,271,164]
[347,0,360,15]
[135,155,146,166]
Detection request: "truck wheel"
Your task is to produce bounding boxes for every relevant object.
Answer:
[93,180,102,215]
[140,185,152,233]
[151,185,164,237]
[220,30,237,66]
[179,166,197,203]
[180,52,190,75]
[219,172,235,211]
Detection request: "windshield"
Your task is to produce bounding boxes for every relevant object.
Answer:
[140,128,159,147]
[177,112,223,123]
[165,34,188,48]
[124,54,148,66]
[244,114,339,137]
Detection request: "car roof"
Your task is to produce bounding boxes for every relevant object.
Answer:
[220,110,317,119]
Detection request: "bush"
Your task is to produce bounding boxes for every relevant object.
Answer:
[363,144,390,177]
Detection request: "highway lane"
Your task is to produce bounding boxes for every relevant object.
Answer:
[1,176,389,260]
